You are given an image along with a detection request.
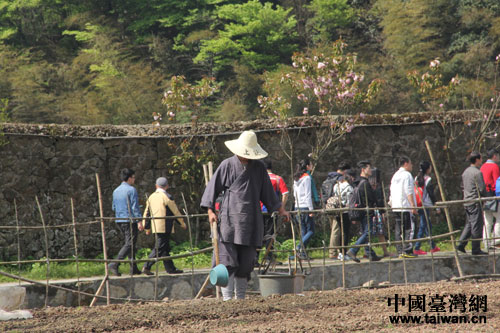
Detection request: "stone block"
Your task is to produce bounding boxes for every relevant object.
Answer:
[0,287,26,311]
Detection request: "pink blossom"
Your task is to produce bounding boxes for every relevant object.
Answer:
[300,121,305,126]
[496,55,500,62]
[491,98,494,102]
[317,62,326,69]
[319,109,325,114]
[494,133,498,137]
[439,103,444,108]
[169,112,175,117]
[359,113,366,119]
[346,78,351,84]
[430,59,440,68]
[273,110,278,115]
[303,107,309,115]
[153,115,159,120]
[292,62,298,68]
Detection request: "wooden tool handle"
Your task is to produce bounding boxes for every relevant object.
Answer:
[211,222,220,266]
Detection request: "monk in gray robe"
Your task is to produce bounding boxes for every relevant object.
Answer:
[201,130,290,300]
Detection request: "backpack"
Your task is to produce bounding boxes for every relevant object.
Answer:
[348,183,364,221]
[326,182,353,209]
[326,195,342,209]
[414,185,424,207]
[321,176,338,204]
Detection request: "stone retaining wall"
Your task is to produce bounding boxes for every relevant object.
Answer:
[0,119,477,260]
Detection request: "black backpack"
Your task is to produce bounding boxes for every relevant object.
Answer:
[321,176,338,204]
[348,183,364,221]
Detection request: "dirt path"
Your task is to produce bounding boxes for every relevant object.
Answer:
[1,279,499,332]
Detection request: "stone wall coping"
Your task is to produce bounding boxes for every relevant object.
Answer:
[0,109,493,139]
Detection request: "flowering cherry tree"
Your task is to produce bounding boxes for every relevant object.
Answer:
[408,56,500,152]
[159,75,219,125]
[258,40,381,170]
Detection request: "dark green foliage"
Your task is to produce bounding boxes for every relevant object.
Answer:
[0,0,499,124]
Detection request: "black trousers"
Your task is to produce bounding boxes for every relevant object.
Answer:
[143,232,176,272]
[459,204,484,253]
[113,222,139,270]
[215,240,256,279]
[394,211,414,255]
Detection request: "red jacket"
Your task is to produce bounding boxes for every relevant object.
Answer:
[480,161,500,192]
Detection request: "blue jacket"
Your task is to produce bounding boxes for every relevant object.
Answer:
[112,182,141,222]
[496,177,500,197]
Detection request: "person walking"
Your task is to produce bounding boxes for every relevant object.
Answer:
[413,161,441,255]
[322,161,351,259]
[201,131,290,301]
[331,168,356,260]
[109,168,142,276]
[480,148,500,250]
[141,177,187,275]
[257,158,289,265]
[457,152,487,255]
[345,161,382,262]
[293,158,315,259]
[389,156,417,259]
[368,168,395,258]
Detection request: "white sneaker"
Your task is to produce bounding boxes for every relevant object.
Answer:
[337,253,344,261]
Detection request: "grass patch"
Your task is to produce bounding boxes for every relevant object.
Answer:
[0,241,212,283]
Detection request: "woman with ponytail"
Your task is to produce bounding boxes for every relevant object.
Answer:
[293,158,315,259]
[414,161,440,255]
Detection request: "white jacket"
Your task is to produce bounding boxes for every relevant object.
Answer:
[294,174,313,210]
[390,167,416,212]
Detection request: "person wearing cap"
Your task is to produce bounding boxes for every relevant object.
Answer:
[140,177,187,275]
[109,168,142,276]
[201,130,290,301]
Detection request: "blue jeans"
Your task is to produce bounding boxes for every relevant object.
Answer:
[415,209,435,250]
[350,215,376,257]
[297,208,315,248]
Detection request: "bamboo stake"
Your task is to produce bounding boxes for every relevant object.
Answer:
[14,199,21,286]
[95,173,110,305]
[70,198,81,306]
[339,212,346,289]
[381,182,392,285]
[425,141,464,277]
[35,195,50,308]
[203,164,209,186]
[208,161,214,179]
[181,193,195,298]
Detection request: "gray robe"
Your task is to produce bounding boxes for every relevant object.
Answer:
[201,155,281,247]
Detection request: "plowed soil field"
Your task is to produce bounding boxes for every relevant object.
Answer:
[1,279,499,332]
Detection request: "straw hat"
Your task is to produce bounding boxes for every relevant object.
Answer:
[224,131,268,160]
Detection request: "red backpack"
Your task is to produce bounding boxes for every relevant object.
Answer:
[414,185,424,207]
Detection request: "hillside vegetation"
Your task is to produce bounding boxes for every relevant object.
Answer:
[1,0,500,125]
